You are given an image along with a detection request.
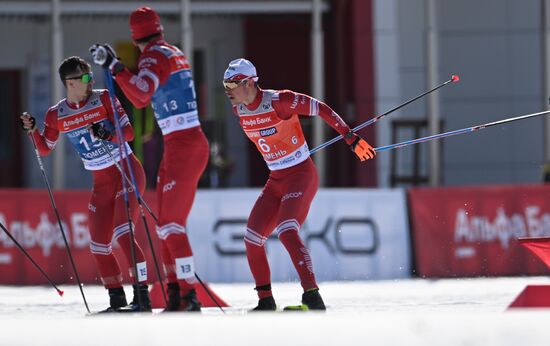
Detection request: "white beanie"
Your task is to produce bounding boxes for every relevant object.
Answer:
[224,58,259,82]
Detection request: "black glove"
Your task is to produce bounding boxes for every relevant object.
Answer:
[89,122,113,141]
[20,112,36,131]
[89,44,123,74]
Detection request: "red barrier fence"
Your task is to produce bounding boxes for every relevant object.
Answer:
[409,184,550,277]
[4,184,550,284]
[0,189,159,285]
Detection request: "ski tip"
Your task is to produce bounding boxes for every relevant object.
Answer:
[451,74,460,82]
[283,304,309,311]
[57,289,64,297]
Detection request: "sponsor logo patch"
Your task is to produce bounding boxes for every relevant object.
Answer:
[163,180,177,193]
[281,191,303,202]
[260,127,277,137]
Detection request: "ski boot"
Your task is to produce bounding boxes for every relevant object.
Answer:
[302,288,326,310]
[250,296,277,312]
[250,284,276,312]
[163,283,181,312]
[116,283,152,312]
[283,288,326,311]
[180,289,201,312]
[97,287,128,313]
[163,284,201,312]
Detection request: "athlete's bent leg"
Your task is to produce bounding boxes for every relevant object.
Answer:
[245,179,280,303]
[88,172,127,311]
[113,155,148,285]
[111,156,151,312]
[276,159,320,291]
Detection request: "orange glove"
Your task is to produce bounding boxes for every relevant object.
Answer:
[346,132,376,161]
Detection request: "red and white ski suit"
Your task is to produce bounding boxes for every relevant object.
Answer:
[31,90,148,288]
[234,88,354,297]
[114,38,209,294]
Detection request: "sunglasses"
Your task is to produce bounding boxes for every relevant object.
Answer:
[65,72,94,84]
[223,78,249,90]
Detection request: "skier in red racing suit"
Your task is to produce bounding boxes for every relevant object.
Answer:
[90,6,209,311]
[223,58,376,311]
[20,56,151,313]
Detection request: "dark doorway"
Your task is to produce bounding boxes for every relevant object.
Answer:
[0,70,22,187]
[245,15,311,186]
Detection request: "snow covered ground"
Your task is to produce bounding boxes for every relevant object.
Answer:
[1,276,550,345]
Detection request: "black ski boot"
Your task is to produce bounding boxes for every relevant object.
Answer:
[97,287,128,313]
[163,283,181,312]
[301,288,326,310]
[117,283,152,312]
[250,296,277,311]
[251,284,276,311]
[180,289,201,312]
[163,284,201,312]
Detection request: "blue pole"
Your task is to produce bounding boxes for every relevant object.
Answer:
[102,69,145,309]
[373,110,550,153]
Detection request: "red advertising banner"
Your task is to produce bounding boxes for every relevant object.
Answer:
[409,184,550,277]
[0,189,160,285]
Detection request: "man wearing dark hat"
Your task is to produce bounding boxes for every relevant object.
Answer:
[90,6,209,312]
[223,58,376,311]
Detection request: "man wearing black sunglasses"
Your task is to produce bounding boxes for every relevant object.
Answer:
[90,6,208,312]
[223,58,376,311]
[20,56,152,313]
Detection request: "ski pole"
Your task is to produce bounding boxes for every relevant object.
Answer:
[0,220,64,297]
[309,74,460,155]
[374,110,550,153]
[194,272,225,314]
[101,70,144,309]
[26,122,90,313]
